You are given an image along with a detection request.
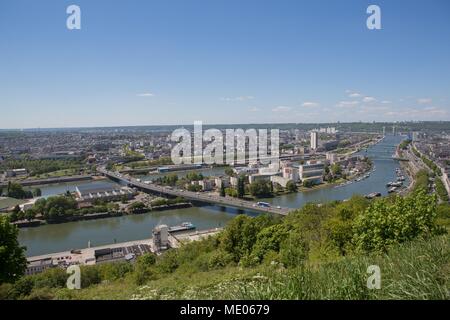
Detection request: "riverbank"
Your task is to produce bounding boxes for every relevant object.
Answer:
[0,175,101,188]
[18,135,407,257]
[12,202,193,228]
[25,227,223,273]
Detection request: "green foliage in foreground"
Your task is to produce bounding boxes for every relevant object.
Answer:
[2,235,447,300]
[0,216,27,284]
[1,190,449,300]
[435,178,449,202]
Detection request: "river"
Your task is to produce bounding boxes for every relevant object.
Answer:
[18,135,407,257]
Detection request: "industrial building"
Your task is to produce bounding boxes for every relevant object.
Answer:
[153,224,169,252]
[94,244,152,264]
[3,168,28,178]
[75,183,136,203]
[25,257,55,275]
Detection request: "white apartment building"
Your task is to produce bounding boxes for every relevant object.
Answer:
[310,131,318,150]
[299,161,324,184]
[282,166,299,182]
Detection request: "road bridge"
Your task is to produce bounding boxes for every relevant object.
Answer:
[97,167,292,216]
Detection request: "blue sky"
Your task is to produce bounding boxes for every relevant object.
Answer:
[1,0,450,128]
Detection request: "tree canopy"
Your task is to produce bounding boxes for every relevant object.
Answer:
[0,216,27,284]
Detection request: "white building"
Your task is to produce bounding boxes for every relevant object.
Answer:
[233,167,258,175]
[258,162,280,175]
[4,168,28,178]
[230,176,239,187]
[214,177,230,189]
[199,180,214,191]
[249,173,273,184]
[412,132,421,142]
[282,167,299,182]
[299,161,324,184]
[326,152,338,164]
[270,175,291,188]
[310,131,318,150]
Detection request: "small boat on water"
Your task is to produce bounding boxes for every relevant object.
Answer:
[365,192,381,199]
[388,187,398,193]
[387,181,403,188]
[168,222,196,233]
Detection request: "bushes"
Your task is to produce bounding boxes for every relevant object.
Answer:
[435,178,449,202]
[353,189,443,252]
[7,277,34,299]
[98,261,134,281]
[204,236,449,300]
[80,266,101,288]
[279,232,308,268]
[286,181,297,193]
[5,182,33,199]
[0,216,27,284]
[133,254,157,285]
[151,197,185,207]
[33,268,68,289]
[155,250,179,274]
[207,251,234,270]
[251,224,290,263]
[4,185,449,300]
[249,180,273,198]
[219,215,276,262]
[128,201,147,213]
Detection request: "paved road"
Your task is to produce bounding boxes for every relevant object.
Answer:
[98,167,292,216]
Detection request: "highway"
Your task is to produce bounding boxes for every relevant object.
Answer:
[97,167,292,216]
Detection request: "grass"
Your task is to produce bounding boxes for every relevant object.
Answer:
[0,197,26,210]
[31,169,80,179]
[42,235,449,300]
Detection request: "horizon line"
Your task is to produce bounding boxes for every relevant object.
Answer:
[1,120,448,131]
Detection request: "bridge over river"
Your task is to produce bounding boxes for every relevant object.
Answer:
[97,167,292,216]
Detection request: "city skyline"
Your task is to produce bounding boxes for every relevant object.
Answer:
[1,0,450,128]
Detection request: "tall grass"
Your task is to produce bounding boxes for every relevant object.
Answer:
[129,236,448,300]
[224,236,449,300]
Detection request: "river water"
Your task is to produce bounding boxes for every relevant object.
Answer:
[18,135,406,256]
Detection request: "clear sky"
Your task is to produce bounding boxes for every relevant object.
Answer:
[1,0,450,129]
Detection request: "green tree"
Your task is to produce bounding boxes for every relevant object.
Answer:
[185,172,204,181]
[6,182,32,199]
[353,189,444,252]
[0,216,27,284]
[224,167,235,177]
[32,188,42,197]
[106,202,119,213]
[331,163,342,176]
[251,224,290,262]
[302,180,314,188]
[187,184,202,192]
[128,201,146,213]
[237,176,245,198]
[219,214,275,262]
[286,181,298,193]
[225,187,238,197]
[24,209,36,221]
[220,183,226,197]
[279,231,309,268]
[38,196,77,221]
[249,180,272,198]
